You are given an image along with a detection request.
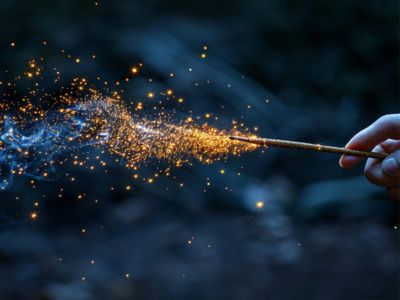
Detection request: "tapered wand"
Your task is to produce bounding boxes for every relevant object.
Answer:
[229,136,388,160]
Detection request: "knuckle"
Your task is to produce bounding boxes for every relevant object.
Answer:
[377,114,391,125]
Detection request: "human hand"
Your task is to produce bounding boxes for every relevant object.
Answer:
[339,114,400,200]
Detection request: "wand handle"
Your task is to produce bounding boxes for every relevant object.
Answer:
[229,136,388,160]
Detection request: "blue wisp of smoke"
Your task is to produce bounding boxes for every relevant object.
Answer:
[0,101,111,190]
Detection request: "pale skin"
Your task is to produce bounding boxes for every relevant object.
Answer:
[339,114,400,200]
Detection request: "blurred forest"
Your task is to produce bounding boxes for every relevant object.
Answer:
[0,0,399,299]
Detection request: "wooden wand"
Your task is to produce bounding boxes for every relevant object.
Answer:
[229,136,388,160]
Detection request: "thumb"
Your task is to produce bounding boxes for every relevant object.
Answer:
[382,150,400,177]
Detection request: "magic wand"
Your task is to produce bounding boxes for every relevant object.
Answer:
[229,136,388,160]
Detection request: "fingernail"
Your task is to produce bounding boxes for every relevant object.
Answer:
[382,158,399,176]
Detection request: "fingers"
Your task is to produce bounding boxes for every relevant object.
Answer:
[339,115,400,200]
[339,114,400,168]
[364,147,400,188]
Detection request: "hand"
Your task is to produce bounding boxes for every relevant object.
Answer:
[339,114,400,200]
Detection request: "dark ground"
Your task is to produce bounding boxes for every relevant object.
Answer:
[0,0,399,299]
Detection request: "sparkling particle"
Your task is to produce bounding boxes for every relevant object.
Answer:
[256,201,264,208]
[30,212,38,220]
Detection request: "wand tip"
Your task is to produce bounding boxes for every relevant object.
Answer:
[229,136,250,142]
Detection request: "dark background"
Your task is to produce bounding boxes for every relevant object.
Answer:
[0,0,399,299]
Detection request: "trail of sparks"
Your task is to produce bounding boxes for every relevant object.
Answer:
[0,95,258,189]
[74,96,259,167]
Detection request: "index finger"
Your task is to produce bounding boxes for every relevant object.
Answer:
[347,114,400,150]
[340,114,400,168]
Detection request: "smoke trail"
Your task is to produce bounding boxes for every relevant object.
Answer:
[0,99,112,190]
